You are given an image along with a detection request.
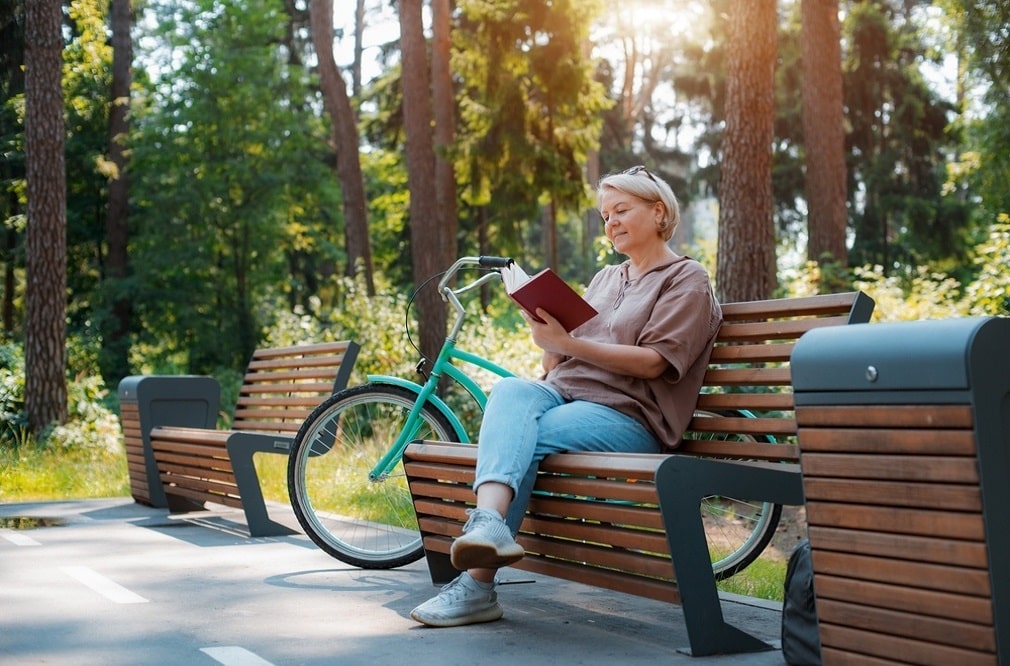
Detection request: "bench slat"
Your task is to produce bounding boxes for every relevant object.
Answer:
[796,404,974,429]
[820,626,997,666]
[819,600,997,655]
[807,526,990,569]
[813,551,992,597]
[803,478,983,512]
[815,575,994,625]
[806,502,986,541]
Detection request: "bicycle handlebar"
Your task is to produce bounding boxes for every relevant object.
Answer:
[436,255,514,341]
[477,255,513,269]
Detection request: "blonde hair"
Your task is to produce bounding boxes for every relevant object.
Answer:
[597,168,681,241]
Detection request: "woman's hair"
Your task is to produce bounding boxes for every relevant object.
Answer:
[597,167,681,241]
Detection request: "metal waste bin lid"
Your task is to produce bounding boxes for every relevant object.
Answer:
[791,316,1003,394]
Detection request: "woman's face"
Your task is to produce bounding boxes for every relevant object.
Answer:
[600,187,663,257]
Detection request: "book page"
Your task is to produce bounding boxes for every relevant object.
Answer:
[500,262,530,293]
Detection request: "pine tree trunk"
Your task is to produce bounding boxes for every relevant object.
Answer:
[432,0,458,264]
[801,0,848,270]
[102,0,133,384]
[716,0,778,303]
[399,0,448,367]
[24,0,68,432]
[309,0,374,294]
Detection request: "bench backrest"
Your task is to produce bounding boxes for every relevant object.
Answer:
[678,291,874,462]
[230,340,360,434]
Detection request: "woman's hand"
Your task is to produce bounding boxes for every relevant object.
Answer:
[523,308,571,354]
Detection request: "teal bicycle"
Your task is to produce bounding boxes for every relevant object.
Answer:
[286,255,781,575]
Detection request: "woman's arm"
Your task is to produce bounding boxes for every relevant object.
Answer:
[525,309,667,379]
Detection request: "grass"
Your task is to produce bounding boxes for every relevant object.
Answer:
[718,557,786,602]
[0,442,131,503]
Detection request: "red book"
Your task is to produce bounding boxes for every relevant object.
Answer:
[501,263,598,332]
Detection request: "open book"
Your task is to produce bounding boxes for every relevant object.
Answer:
[500,262,598,332]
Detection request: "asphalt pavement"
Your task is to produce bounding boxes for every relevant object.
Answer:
[0,497,789,665]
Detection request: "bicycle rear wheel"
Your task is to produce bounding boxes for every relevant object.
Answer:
[287,383,458,569]
[693,410,783,580]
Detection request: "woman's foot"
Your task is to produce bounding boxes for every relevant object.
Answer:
[450,508,525,570]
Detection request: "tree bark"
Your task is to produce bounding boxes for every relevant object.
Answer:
[399,0,447,367]
[431,0,457,264]
[716,0,777,303]
[801,0,848,270]
[102,0,133,384]
[309,0,374,293]
[24,0,68,432]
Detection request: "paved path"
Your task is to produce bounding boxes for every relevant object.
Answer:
[0,498,788,665]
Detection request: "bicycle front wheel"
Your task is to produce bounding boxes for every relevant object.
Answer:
[287,383,458,569]
[693,410,783,580]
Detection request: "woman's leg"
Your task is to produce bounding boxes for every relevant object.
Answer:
[501,399,660,534]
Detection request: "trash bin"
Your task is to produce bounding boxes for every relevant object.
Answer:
[792,316,1009,664]
[118,375,220,507]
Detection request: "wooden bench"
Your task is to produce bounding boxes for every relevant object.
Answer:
[146,341,360,536]
[792,316,1009,665]
[403,291,874,657]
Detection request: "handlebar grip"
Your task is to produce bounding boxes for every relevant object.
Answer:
[478,255,513,268]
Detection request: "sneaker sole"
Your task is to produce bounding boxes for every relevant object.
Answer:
[450,540,525,571]
[410,603,504,627]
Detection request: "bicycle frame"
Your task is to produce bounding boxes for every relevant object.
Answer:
[366,257,516,481]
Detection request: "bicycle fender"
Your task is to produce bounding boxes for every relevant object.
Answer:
[365,374,470,442]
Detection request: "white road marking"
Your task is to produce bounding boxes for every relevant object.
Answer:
[60,566,148,604]
[0,529,41,546]
[200,646,276,666]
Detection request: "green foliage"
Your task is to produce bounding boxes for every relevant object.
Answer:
[129,0,336,374]
[452,0,611,261]
[781,219,1010,322]
[0,338,121,453]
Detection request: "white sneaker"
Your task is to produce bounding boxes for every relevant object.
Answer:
[450,508,525,570]
[410,573,503,627]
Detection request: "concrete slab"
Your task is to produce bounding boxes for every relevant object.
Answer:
[0,498,788,665]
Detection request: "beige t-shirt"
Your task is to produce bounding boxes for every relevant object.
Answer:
[544,255,722,447]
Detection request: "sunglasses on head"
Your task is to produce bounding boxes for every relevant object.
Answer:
[622,165,658,184]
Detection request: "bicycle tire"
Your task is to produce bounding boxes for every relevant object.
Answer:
[287,383,458,569]
[693,409,783,580]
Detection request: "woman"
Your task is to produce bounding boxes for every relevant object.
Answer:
[410,166,723,627]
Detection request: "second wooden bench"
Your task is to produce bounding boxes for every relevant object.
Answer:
[147,340,360,536]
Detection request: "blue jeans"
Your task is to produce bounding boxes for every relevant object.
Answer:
[474,376,660,534]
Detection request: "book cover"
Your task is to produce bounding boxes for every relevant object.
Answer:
[500,263,598,332]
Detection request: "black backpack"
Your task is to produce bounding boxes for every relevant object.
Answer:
[781,539,822,665]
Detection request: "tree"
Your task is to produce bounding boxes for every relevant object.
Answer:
[716,0,777,302]
[310,0,374,294]
[398,0,448,366]
[452,0,608,274]
[844,2,959,274]
[101,0,133,383]
[1,2,25,335]
[431,0,458,260]
[24,0,68,431]
[801,0,847,271]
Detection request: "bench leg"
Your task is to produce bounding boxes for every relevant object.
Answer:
[655,456,804,657]
[423,549,459,586]
[226,433,298,537]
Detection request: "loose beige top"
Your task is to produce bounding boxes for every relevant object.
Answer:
[544,255,723,447]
